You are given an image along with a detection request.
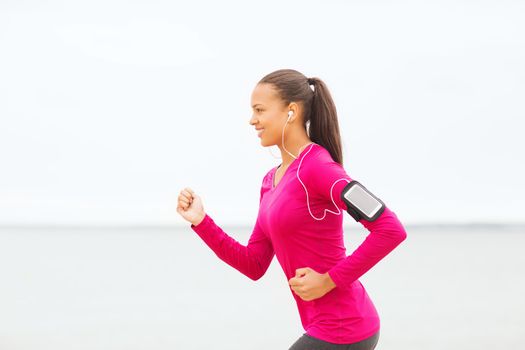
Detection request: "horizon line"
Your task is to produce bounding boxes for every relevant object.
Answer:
[1,222,524,231]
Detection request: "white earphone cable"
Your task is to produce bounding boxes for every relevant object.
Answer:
[279,110,350,221]
[296,144,350,221]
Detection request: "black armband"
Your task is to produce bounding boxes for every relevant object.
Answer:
[340,180,385,222]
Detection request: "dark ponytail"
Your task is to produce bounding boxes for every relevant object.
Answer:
[258,69,344,165]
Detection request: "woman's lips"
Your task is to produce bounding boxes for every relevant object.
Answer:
[257,129,264,137]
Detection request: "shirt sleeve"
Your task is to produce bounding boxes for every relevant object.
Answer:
[307,154,408,291]
[190,177,275,281]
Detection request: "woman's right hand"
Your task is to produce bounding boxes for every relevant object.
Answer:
[176,187,206,226]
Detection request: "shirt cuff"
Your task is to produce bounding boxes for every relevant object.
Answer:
[190,213,211,230]
[327,268,350,291]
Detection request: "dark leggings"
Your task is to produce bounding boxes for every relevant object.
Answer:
[288,330,380,350]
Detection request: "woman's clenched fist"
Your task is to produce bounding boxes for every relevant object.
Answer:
[176,187,205,226]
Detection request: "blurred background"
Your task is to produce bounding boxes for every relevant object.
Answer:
[0,0,523,349]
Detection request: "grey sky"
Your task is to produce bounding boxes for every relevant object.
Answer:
[1,0,523,226]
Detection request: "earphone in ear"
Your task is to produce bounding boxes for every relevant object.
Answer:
[287,110,294,121]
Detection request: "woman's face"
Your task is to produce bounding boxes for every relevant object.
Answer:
[249,83,289,147]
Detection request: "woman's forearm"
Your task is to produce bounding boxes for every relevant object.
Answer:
[327,206,407,291]
[191,214,275,281]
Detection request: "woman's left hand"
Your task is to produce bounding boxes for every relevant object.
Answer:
[288,267,337,301]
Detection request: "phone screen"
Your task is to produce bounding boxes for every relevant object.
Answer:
[343,184,383,218]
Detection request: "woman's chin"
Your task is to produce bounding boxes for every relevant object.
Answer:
[260,139,273,147]
[258,135,276,148]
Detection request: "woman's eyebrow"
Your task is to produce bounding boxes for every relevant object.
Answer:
[252,103,263,108]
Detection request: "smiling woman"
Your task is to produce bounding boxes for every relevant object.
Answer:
[177,68,407,350]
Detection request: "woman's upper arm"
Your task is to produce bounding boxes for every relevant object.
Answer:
[305,156,353,212]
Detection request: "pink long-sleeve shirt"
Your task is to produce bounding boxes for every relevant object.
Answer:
[190,143,407,344]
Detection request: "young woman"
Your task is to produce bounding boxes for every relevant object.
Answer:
[177,69,407,350]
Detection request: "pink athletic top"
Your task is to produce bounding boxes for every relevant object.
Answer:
[191,143,407,344]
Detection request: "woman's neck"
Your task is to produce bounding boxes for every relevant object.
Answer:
[278,139,313,168]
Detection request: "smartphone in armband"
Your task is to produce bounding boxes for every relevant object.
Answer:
[341,180,385,222]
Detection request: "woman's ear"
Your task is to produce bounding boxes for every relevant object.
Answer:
[287,102,299,122]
